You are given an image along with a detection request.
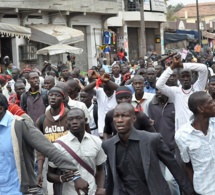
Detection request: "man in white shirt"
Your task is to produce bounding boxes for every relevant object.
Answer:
[156,56,208,130]
[80,90,99,137]
[48,108,106,195]
[175,91,215,195]
[131,75,154,116]
[84,74,118,135]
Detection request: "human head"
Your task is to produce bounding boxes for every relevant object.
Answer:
[155,87,168,103]
[121,65,129,75]
[66,79,80,100]
[66,108,86,136]
[188,91,215,117]
[145,67,156,84]
[112,64,120,76]
[80,90,95,108]
[7,62,13,70]
[14,81,26,99]
[113,103,136,135]
[20,68,32,79]
[208,76,215,98]
[12,68,20,81]
[103,85,114,97]
[115,86,132,104]
[55,81,69,104]
[178,69,192,90]
[0,74,7,87]
[74,67,80,76]
[0,94,8,120]
[132,75,145,95]
[27,71,40,89]
[166,69,178,86]
[99,68,105,76]
[60,65,69,80]
[44,75,55,90]
[48,86,65,109]
[155,65,163,78]
[136,68,146,78]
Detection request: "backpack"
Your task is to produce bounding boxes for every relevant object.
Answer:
[22,89,49,112]
[37,114,46,132]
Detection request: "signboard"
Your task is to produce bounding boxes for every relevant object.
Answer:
[151,0,166,12]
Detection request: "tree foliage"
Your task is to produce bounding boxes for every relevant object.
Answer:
[166,3,184,21]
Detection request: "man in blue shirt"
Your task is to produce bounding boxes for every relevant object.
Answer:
[0,94,89,194]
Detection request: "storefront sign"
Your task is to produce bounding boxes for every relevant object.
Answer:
[151,0,166,12]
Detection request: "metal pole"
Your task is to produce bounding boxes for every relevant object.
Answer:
[140,0,146,58]
[196,0,201,44]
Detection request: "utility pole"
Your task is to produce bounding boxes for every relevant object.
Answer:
[196,0,201,44]
[140,0,146,58]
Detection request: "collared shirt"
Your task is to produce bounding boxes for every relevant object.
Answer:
[156,63,208,130]
[49,132,107,195]
[96,88,117,134]
[144,81,156,94]
[0,111,21,195]
[131,92,154,116]
[148,96,176,151]
[21,88,46,123]
[115,130,150,195]
[175,118,215,194]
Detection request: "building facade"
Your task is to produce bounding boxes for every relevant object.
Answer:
[0,0,120,71]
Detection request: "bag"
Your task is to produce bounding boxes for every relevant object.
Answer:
[55,140,94,176]
[22,89,49,112]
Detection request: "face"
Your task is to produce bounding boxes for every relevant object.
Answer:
[132,78,144,95]
[15,83,26,97]
[136,69,146,78]
[156,88,168,102]
[99,69,105,76]
[80,91,92,107]
[116,96,132,104]
[12,69,19,80]
[112,65,120,75]
[208,81,215,96]
[28,72,40,89]
[7,63,13,70]
[200,95,215,117]
[121,66,129,75]
[61,69,69,79]
[113,106,135,134]
[146,69,156,83]
[179,71,192,90]
[155,66,162,77]
[48,91,63,108]
[44,78,55,90]
[103,86,114,97]
[166,73,178,86]
[67,110,85,135]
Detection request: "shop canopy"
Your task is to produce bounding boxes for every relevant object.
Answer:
[164,32,195,44]
[36,44,83,55]
[0,23,31,38]
[30,24,84,45]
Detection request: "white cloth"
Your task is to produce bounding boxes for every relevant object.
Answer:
[113,75,122,85]
[49,132,107,195]
[96,88,117,134]
[88,104,99,137]
[131,92,154,116]
[175,118,215,194]
[156,63,208,130]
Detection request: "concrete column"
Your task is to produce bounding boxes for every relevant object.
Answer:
[123,22,129,60]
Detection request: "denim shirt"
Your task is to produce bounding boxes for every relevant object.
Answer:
[0,111,21,195]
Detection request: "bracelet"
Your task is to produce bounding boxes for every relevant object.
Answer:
[72,175,81,181]
[59,175,63,183]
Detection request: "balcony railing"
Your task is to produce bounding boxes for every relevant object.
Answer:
[124,0,141,11]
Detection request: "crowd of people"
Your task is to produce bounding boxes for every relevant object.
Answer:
[0,47,215,195]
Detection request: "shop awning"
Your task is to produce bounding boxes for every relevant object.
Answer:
[202,31,215,39]
[0,23,31,38]
[30,24,84,45]
[36,44,83,55]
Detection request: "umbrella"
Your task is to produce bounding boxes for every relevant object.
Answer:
[30,24,84,45]
[36,44,83,55]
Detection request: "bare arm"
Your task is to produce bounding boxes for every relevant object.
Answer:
[84,80,96,92]
[184,161,194,187]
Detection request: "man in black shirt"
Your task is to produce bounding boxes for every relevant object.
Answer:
[103,86,155,140]
[102,103,195,195]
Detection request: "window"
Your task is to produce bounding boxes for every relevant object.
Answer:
[19,45,37,61]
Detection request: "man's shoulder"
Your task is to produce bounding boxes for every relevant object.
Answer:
[175,123,192,142]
